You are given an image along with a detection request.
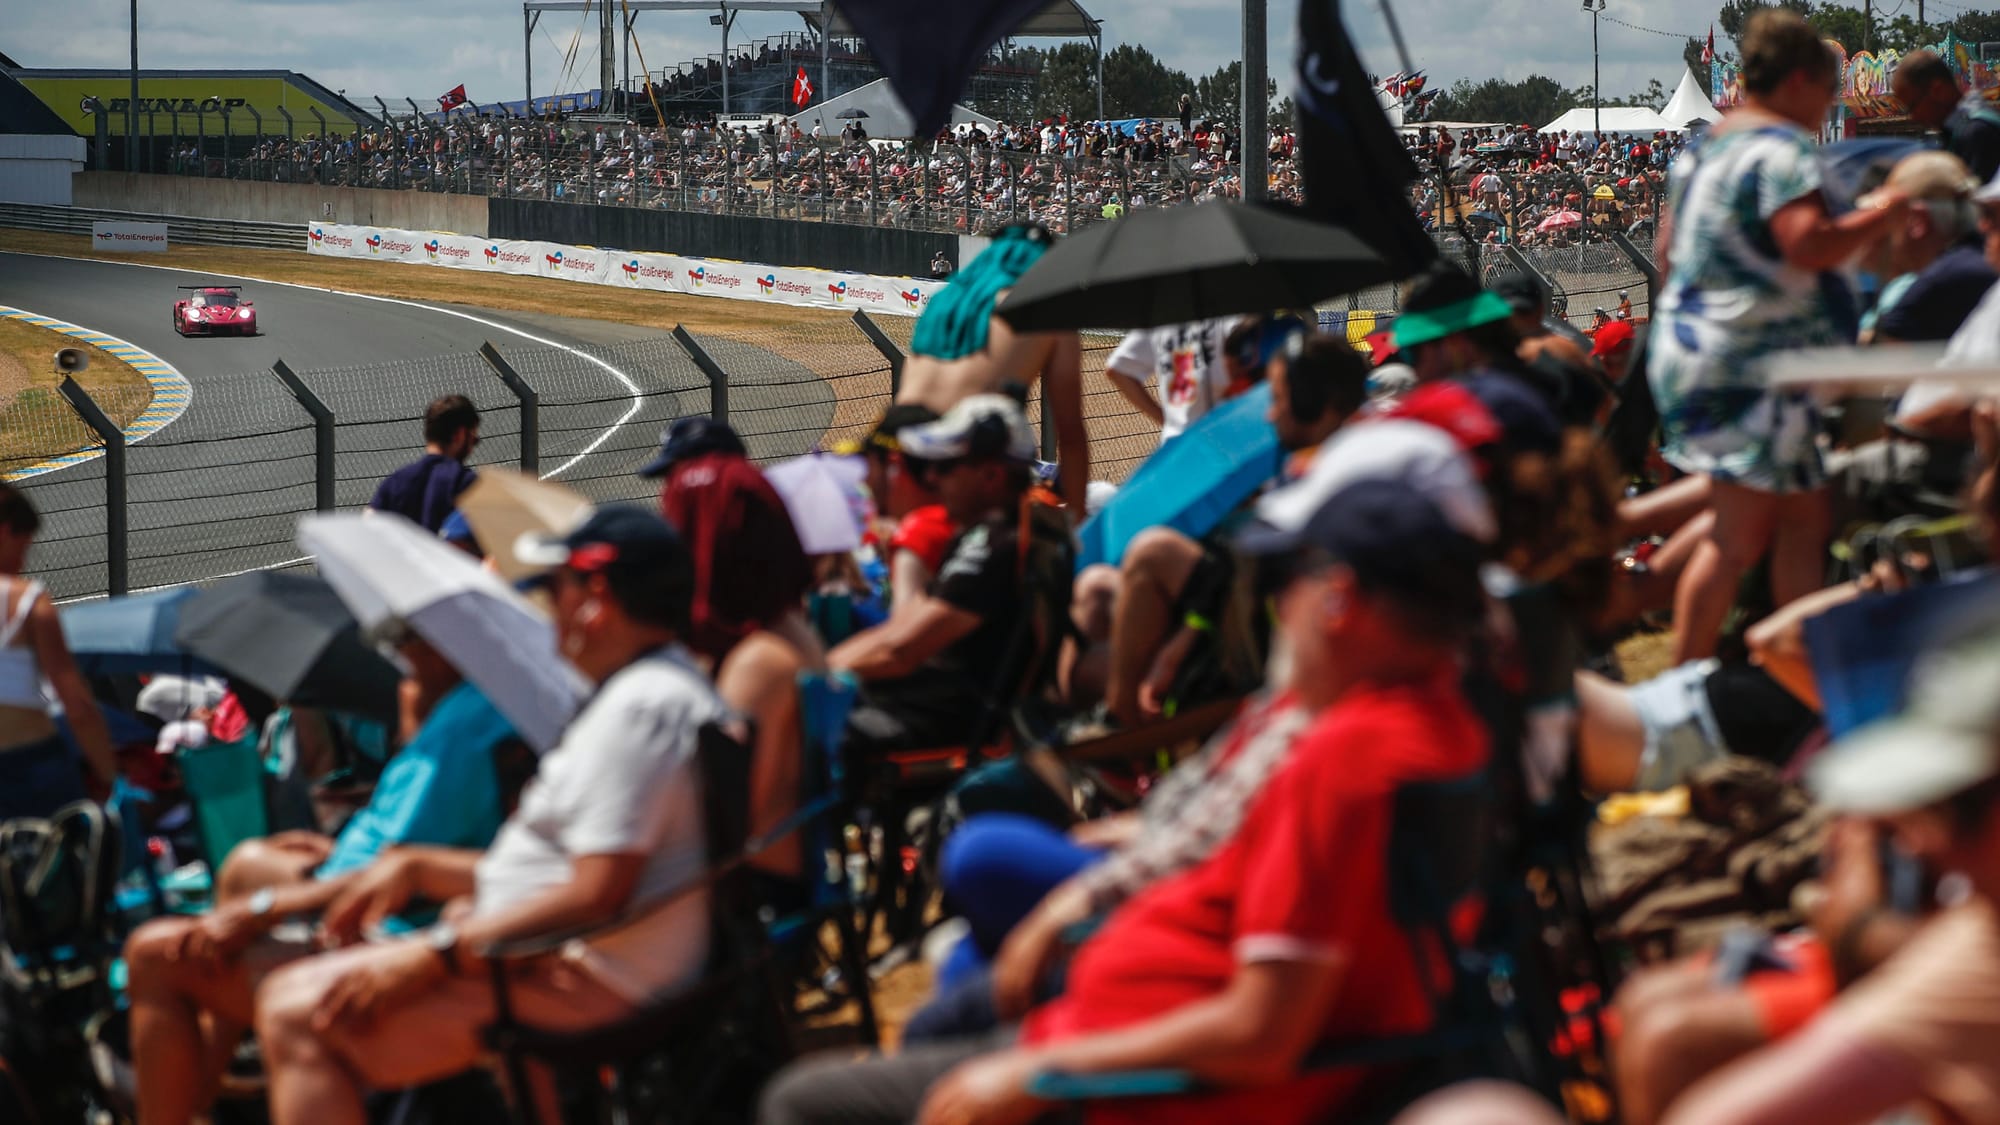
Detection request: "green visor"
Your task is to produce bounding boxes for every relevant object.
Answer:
[1393,291,1515,350]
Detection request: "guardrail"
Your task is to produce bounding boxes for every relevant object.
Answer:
[0,203,304,252]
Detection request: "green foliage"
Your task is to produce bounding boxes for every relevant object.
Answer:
[1195,62,1279,127]
[1427,74,1587,125]
[1020,43,1101,122]
[1719,0,1815,48]
[1684,37,1715,97]
[1101,43,1193,118]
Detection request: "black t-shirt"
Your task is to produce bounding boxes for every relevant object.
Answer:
[368,453,476,533]
[1704,661,1819,768]
[1947,104,2000,185]
[925,513,1025,694]
[1874,241,1999,343]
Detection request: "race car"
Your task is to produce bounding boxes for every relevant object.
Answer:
[172,285,257,337]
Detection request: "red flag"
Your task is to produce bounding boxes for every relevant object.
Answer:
[437,84,467,111]
[1702,25,1714,64]
[792,66,814,107]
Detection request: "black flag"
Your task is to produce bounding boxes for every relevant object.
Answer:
[832,0,1052,140]
[1294,0,1436,277]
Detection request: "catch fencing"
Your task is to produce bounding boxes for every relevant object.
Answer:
[15,310,1152,602]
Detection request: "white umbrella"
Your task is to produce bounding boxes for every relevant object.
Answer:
[297,512,585,754]
[762,452,870,555]
[455,468,595,583]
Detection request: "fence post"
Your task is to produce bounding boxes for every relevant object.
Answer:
[56,377,126,597]
[851,310,905,399]
[1611,231,1660,312]
[269,360,337,513]
[673,325,729,426]
[478,343,540,475]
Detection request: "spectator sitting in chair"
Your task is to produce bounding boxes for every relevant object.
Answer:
[830,394,1060,758]
[860,404,959,618]
[252,508,730,1125]
[759,477,1492,1125]
[124,632,526,1125]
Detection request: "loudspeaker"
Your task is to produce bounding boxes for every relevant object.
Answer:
[54,349,89,375]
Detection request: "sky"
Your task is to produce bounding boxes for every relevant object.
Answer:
[6,0,1725,112]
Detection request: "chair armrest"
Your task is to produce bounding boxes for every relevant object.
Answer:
[1026,1069,1199,1100]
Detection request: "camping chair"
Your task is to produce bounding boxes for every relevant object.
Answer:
[478,721,797,1125]
[852,488,1081,963]
[1023,772,1554,1122]
[174,734,271,908]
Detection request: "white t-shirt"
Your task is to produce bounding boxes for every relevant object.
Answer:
[1106,317,1242,440]
[1895,280,2000,426]
[472,646,728,1003]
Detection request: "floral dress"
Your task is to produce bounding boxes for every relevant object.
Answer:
[1647,121,1856,492]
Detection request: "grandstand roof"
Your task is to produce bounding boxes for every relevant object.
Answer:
[0,69,74,135]
[807,0,1100,40]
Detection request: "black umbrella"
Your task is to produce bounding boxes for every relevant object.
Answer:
[174,572,400,721]
[994,201,1394,333]
[836,108,870,119]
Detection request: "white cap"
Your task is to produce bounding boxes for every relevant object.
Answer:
[897,394,1039,464]
[1254,420,1498,544]
[1811,631,2000,814]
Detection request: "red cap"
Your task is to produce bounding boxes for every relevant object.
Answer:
[1592,319,1636,357]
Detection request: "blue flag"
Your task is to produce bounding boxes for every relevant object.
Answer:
[1294,0,1437,277]
[833,0,1053,140]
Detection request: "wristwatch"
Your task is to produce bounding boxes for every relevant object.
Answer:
[246,888,276,918]
[425,922,461,975]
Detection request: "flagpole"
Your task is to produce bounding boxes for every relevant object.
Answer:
[1376,0,1418,84]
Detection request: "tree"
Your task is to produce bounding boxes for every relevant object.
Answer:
[1100,44,1192,119]
[1683,37,1714,97]
[1427,74,1582,125]
[1809,3,1879,52]
[1271,96,1296,131]
[1719,0,1815,49]
[1947,10,2000,44]
[1027,42,1099,122]
[1608,77,1670,109]
[1195,62,1280,128]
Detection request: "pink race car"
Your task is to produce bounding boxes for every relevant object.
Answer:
[172,285,257,337]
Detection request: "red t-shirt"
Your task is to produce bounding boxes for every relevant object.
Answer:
[888,504,958,574]
[1021,673,1488,1125]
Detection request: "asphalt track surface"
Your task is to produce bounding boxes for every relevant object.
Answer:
[0,252,834,599]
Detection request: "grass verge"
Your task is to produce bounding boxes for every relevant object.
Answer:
[0,315,154,470]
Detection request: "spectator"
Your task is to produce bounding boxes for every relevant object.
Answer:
[1864,152,1996,345]
[369,394,481,533]
[930,250,954,279]
[758,478,1491,1125]
[0,481,115,814]
[1648,10,1908,664]
[1104,316,1246,442]
[124,633,523,1123]
[639,417,812,666]
[1892,168,2000,443]
[831,395,1058,757]
[253,508,726,1125]
[896,224,1090,512]
[859,405,956,618]
[1892,49,2000,184]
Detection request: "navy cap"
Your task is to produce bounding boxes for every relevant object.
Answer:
[637,416,746,479]
[1458,371,1562,456]
[1490,271,1544,315]
[515,506,692,594]
[1237,478,1486,625]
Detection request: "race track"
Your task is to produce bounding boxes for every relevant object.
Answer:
[0,252,835,599]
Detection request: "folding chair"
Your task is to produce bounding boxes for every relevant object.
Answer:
[479,721,797,1125]
[1023,772,1554,1121]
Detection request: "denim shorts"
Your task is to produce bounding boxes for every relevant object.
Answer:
[1629,659,1727,791]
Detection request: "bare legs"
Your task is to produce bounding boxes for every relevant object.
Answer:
[1669,480,1828,664]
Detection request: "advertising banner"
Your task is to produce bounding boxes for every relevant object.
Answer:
[91,221,168,253]
[304,222,943,317]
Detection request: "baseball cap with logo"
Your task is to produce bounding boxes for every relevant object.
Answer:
[896,394,1039,464]
[514,506,694,605]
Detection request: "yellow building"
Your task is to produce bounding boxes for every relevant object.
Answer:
[9,68,378,137]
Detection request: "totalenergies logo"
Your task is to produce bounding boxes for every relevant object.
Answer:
[484,245,500,264]
[545,250,564,269]
[365,234,382,254]
[756,274,775,294]
[827,281,848,303]
[900,288,924,309]
[309,228,323,246]
[423,239,440,261]
[622,260,640,278]
[689,266,707,287]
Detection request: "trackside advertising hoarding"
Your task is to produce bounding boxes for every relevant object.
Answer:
[92,221,168,252]
[305,224,943,317]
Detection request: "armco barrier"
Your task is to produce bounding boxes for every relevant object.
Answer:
[71,172,490,236]
[306,222,946,318]
[0,202,302,251]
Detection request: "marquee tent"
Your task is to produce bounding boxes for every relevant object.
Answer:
[1539,106,1681,135]
[1663,67,1722,127]
[804,77,998,138]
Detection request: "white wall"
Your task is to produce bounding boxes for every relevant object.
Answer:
[0,135,86,205]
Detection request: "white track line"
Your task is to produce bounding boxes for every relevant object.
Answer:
[11,251,646,602]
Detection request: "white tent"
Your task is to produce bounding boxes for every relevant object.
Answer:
[804,78,999,140]
[1539,106,1680,135]
[1663,68,1723,127]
